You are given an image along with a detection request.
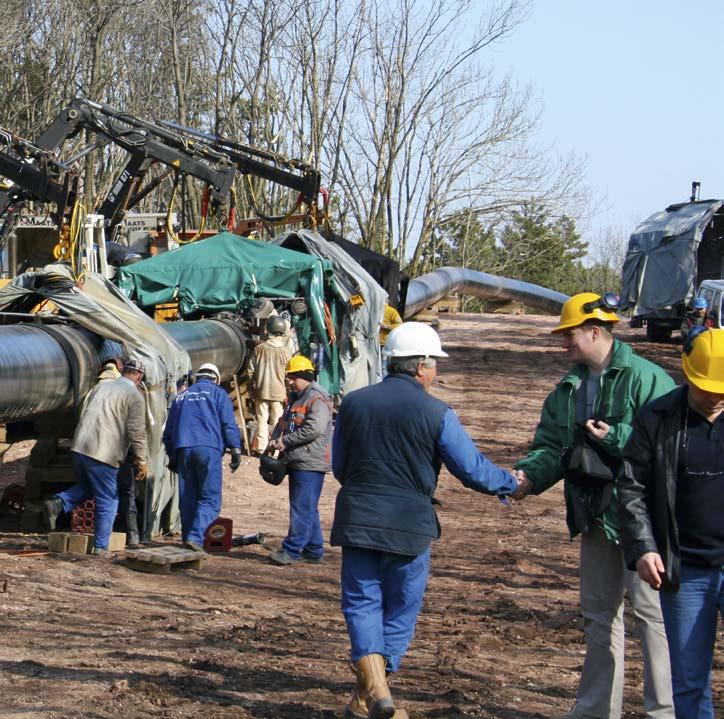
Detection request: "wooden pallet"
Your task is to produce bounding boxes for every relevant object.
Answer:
[124,546,206,574]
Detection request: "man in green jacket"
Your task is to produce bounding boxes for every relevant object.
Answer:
[514,293,675,719]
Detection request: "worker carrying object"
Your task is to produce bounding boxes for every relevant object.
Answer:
[248,315,292,456]
[43,359,149,557]
[513,292,675,719]
[162,362,242,552]
[267,354,332,566]
[331,322,521,719]
[619,327,724,719]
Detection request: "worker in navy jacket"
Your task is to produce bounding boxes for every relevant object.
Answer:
[331,322,521,719]
[163,362,242,551]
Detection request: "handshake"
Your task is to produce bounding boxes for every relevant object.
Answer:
[509,469,533,501]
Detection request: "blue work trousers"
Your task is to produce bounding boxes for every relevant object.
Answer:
[59,452,119,550]
[281,469,325,560]
[178,447,222,544]
[660,563,723,719]
[341,545,431,672]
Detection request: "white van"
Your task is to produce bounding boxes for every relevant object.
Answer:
[694,279,724,329]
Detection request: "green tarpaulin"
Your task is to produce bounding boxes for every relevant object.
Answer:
[116,232,337,390]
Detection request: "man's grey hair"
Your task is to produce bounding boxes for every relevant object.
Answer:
[387,356,437,376]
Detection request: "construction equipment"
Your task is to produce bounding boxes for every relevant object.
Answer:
[159,120,323,228]
[620,192,724,342]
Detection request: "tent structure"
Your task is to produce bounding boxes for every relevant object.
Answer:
[620,200,724,321]
[274,230,388,393]
[117,231,385,396]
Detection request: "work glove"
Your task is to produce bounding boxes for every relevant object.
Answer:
[229,448,242,473]
[134,460,148,482]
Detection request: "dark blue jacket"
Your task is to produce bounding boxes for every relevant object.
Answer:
[331,373,516,556]
[163,378,241,455]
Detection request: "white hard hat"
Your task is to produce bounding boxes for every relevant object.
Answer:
[382,322,448,358]
[197,362,221,379]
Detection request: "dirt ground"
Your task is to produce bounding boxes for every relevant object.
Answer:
[0,312,721,719]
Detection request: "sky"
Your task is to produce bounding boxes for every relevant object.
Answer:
[493,0,724,244]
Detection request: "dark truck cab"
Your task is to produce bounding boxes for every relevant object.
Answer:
[620,199,724,341]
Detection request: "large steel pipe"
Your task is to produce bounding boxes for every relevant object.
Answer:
[405,267,568,318]
[0,319,247,422]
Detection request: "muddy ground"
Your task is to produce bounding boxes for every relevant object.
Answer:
[0,312,720,719]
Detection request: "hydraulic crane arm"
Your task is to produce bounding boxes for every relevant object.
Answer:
[0,130,78,242]
[37,99,237,208]
[159,120,322,207]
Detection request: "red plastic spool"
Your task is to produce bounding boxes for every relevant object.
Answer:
[203,517,233,552]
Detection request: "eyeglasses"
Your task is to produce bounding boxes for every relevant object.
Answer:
[582,292,621,315]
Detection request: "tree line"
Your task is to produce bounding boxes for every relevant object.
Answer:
[0,0,624,292]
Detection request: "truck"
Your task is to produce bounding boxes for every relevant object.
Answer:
[620,192,724,341]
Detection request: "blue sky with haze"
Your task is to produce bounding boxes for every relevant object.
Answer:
[493,1,724,242]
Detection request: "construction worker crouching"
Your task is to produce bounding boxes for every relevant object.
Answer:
[249,315,292,456]
[163,363,242,552]
[43,359,149,557]
[331,322,521,719]
[619,327,724,719]
[267,355,332,566]
[514,293,675,719]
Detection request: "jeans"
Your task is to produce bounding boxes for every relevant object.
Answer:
[576,525,674,718]
[177,447,222,544]
[341,546,431,673]
[660,563,723,719]
[114,461,138,537]
[59,452,119,550]
[281,469,325,559]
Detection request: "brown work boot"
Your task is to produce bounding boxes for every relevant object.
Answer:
[353,654,395,719]
[343,690,367,719]
[344,661,368,719]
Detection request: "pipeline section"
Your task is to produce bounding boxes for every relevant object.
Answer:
[405,267,568,318]
[0,319,247,422]
[0,266,567,422]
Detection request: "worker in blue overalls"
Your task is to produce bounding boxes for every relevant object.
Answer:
[331,323,522,719]
[163,363,242,552]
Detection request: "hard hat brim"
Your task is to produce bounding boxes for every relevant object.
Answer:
[682,357,724,394]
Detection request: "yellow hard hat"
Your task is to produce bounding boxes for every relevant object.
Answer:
[682,328,724,393]
[552,292,620,334]
[286,355,315,375]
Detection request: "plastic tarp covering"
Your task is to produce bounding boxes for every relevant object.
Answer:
[325,232,408,311]
[115,232,331,348]
[0,265,190,540]
[620,200,724,317]
[274,230,387,394]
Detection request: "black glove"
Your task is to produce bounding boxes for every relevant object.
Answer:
[167,450,178,474]
[229,448,242,473]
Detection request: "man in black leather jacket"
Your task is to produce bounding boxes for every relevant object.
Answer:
[619,327,724,719]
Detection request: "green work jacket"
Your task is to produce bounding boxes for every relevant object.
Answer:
[515,339,675,541]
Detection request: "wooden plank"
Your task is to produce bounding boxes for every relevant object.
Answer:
[124,556,204,574]
[231,374,251,456]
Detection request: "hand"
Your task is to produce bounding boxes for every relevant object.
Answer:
[268,438,285,452]
[511,469,533,500]
[167,456,178,473]
[584,418,610,440]
[636,552,665,590]
[134,461,148,482]
[229,448,242,473]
